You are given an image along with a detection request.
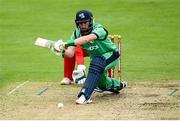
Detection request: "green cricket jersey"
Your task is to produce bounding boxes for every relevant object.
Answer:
[69,23,118,57]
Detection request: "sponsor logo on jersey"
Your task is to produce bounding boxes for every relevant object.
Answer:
[89,41,94,44]
[88,45,99,51]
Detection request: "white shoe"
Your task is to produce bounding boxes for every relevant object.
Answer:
[117,81,127,92]
[75,94,92,104]
[60,77,72,85]
[121,81,127,88]
[94,87,104,93]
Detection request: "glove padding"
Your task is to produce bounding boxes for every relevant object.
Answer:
[72,69,86,84]
[51,40,65,56]
[54,40,65,52]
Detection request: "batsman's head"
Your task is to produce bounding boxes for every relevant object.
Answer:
[75,10,94,35]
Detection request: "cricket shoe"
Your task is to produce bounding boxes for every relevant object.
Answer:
[94,87,104,93]
[119,81,127,90]
[106,81,127,94]
[75,94,92,104]
[94,81,127,94]
[60,77,73,85]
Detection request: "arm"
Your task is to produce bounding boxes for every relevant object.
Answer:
[63,34,96,57]
[53,33,97,57]
[65,33,97,47]
[74,34,97,45]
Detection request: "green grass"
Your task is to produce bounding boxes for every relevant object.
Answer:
[1,0,180,88]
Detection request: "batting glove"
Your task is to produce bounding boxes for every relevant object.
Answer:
[72,65,86,85]
[54,40,65,52]
[72,69,86,84]
[51,40,65,56]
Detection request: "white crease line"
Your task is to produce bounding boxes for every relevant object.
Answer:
[7,81,29,96]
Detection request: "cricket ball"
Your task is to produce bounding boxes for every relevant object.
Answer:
[57,102,64,108]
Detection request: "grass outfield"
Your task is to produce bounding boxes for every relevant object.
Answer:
[1,0,180,88]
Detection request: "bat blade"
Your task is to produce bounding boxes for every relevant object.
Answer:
[35,37,54,48]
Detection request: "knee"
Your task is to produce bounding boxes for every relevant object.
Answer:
[89,55,106,74]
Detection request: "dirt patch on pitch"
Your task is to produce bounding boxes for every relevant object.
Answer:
[0,81,180,120]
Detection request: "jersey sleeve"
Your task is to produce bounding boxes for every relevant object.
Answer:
[91,24,107,40]
[67,30,76,44]
[65,31,75,45]
[70,31,76,40]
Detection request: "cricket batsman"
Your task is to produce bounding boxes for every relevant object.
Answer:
[52,10,127,104]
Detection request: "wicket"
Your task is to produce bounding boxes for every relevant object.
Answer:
[108,35,122,81]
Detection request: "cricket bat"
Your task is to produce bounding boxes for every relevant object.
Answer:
[34,37,54,48]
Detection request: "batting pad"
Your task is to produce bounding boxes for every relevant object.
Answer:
[78,55,106,100]
[34,37,54,48]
